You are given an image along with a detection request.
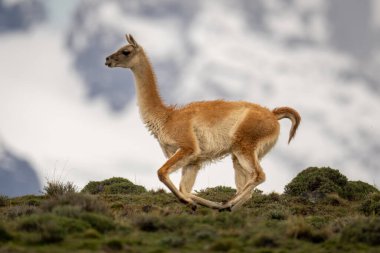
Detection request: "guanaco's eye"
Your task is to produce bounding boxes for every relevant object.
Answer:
[122,50,131,56]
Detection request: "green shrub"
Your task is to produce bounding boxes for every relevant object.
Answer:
[285,167,378,203]
[286,216,328,243]
[160,236,185,248]
[322,193,348,206]
[81,177,146,195]
[209,238,240,252]
[104,239,123,251]
[252,233,279,248]
[307,216,330,229]
[341,217,380,246]
[286,216,313,239]
[104,182,145,194]
[42,193,109,214]
[80,212,115,233]
[19,213,90,234]
[192,224,218,241]
[6,205,38,219]
[343,181,379,201]
[0,195,9,207]
[134,215,163,232]
[267,208,288,220]
[82,228,101,239]
[285,167,348,199]
[18,214,68,243]
[196,186,236,202]
[17,204,115,242]
[9,195,44,207]
[360,193,380,216]
[43,180,77,198]
[0,223,12,242]
[52,205,82,218]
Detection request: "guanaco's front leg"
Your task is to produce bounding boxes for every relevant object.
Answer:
[157,149,196,207]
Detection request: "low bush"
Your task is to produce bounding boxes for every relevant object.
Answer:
[6,205,38,219]
[340,217,380,246]
[134,215,163,232]
[343,181,378,200]
[42,193,109,214]
[322,193,348,206]
[52,205,82,218]
[267,207,289,220]
[209,238,241,252]
[104,238,124,251]
[285,167,379,202]
[81,177,146,195]
[284,167,348,199]
[18,214,68,243]
[286,216,328,243]
[0,195,9,207]
[196,186,236,203]
[0,223,12,241]
[160,235,186,248]
[81,228,101,239]
[360,193,380,216]
[80,212,116,233]
[252,232,279,248]
[192,224,218,241]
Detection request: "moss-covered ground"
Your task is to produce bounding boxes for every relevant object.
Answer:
[0,168,379,253]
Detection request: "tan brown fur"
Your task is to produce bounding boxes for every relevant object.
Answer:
[105,34,301,211]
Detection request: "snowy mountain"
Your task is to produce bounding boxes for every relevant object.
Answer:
[0,0,46,196]
[0,0,45,33]
[0,143,41,197]
[66,0,380,184]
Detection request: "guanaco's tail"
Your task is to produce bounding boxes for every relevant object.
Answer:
[272,107,301,144]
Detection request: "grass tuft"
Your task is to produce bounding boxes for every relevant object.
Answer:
[0,195,9,207]
[79,212,116,233]
[252,233,279,248]
[42,192,109,214]
[134,215,162,232]
[18,214,68,243]
[286,216,329,243]
[0,223,12,241]
[341,217,380,246]
[104,238,124,251]
[43,179,77,198]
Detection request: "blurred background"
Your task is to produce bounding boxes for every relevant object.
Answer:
[0,0,379,196]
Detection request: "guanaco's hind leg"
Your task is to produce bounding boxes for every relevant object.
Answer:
[179,163,223,209]
[232,154,250,194]
[222,149,266,211]
[179,163,200,195]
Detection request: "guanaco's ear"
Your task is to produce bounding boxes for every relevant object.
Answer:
[125,34,139,47]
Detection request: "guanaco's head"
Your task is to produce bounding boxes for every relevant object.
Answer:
[105,34,142,69]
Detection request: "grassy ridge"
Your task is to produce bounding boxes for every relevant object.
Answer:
[0,167,379,253]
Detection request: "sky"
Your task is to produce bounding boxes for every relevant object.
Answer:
[0,2,243,193]
[0,0,379,196]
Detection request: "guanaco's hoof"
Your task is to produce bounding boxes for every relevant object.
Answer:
[190,204,197,212]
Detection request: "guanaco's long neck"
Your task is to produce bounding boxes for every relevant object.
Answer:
[131,51,170,135]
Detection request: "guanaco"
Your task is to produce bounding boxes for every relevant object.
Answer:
[105,34,300,211]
